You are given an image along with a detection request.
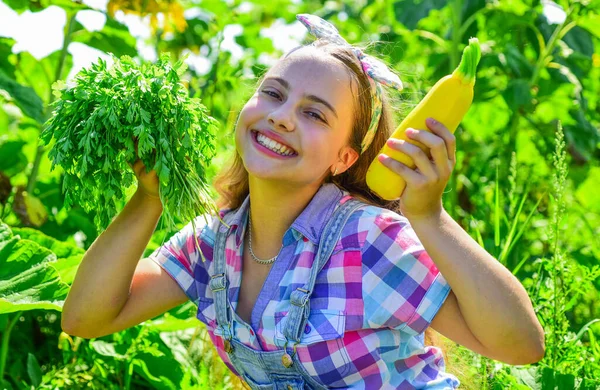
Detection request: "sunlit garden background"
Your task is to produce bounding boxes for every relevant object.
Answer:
[0,0,599,388]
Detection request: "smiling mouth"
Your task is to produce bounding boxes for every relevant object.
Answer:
[251,130,298,156]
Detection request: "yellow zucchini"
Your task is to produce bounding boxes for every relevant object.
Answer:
[366,37,481,200]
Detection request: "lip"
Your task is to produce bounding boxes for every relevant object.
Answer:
[252,129,297,152]
[251,130,298,158]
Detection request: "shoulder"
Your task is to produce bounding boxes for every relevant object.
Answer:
[162,210,225,258]
[336,197,411,251]
[336,198,433,278]
[197,207,235,245]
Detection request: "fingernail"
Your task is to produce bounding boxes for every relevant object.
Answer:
[427,117,437,125]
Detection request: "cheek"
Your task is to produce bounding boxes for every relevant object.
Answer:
[305,134,336,165]
[239,96,263,122]
[234,101,256,142]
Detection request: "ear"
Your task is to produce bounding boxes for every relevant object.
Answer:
[338,145,359,173]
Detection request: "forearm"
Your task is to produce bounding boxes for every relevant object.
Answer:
[409,208,544,358]
[61,189,163,332]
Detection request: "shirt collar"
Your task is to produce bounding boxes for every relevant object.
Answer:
[222,183,345,247]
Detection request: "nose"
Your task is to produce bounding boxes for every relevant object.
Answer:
[267,102,295,132]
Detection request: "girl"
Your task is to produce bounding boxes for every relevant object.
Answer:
[62,14,545,389]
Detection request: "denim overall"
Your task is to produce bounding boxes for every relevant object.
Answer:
[209,198,363,390]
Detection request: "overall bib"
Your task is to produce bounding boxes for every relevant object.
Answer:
[209,198,363,390]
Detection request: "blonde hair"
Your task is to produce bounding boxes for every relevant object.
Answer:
[212,39,447,363]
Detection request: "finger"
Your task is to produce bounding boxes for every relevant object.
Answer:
[425,117,456,163]
[132,159,145,177]
[386,138,438,181]
[378,153,422,185]
[405,129,451,177]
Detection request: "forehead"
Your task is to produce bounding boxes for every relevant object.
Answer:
[264,48,356,103]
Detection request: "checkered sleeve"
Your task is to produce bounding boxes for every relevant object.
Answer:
[148,214,215,305]
[360,206,451,336]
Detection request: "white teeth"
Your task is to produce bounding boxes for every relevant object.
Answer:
[256,132,295,156]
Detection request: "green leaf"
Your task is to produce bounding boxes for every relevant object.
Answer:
[140,108,151,123]
[0,38,16,78]
[563,108,600,162]
[0,74,45,123]
[505,366,595,390]
[5,0,88,13]
[51,255,82,285]
[47,0,89,12]
[11,227,84,258]
[132,352,182,390]
[71,18,138,57]
[506,366,541,389]
[3,0,30,13]
[540,367,575,389]
[561,26,594,58]
[0,140,28,176]
[156,160,171,183]
[27,353,43,387]
[145,313,199,332]
[575,167,600,213]
[90,340,127,359]
[393,0,447,30]
[502,79,533,111]
[504,44,534,79]
[0,220,70,314]
[14,50,73,105]
[577,13,600,39]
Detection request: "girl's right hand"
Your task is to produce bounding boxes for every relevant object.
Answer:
[129,137,160,200]
[130,159,160,199]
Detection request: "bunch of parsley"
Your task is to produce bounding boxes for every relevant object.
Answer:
[41,54,220,247]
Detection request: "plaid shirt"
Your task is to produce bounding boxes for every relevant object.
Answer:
[150,183,460,389]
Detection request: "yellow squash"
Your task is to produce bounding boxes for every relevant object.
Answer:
[366,37,481,200]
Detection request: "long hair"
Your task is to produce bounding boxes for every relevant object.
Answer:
[212,40,447,361]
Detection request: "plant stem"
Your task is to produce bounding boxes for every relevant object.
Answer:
[447,0,463,219]
[480,356,488,389]
[502,8,574,165]
[449,0,463,71]
[124,359,134,390]
[551,210,561,368]
[27,11,77,195]
[529,7,574,88]
[0,201,9,220]
[0,312,22,382]
[458,4,492,38]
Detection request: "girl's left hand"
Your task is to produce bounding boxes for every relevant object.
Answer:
[378,117,456,221]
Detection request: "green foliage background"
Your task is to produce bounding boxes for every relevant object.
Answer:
[0,0,599,388]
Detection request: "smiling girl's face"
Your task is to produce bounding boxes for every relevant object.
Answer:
[235,47,359,188]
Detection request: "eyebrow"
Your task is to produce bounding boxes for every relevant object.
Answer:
[265,77,338,119]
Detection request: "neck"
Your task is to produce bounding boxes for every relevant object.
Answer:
[247,177,323,251]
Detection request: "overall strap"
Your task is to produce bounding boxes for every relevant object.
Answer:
[282,198,363,344]
[209,212,237,341]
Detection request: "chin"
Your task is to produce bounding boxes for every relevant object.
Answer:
[247,167,290,181]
